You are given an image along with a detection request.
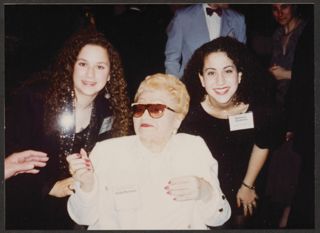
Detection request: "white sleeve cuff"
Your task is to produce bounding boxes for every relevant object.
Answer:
[196,186,231,227]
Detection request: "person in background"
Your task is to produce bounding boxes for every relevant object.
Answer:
[285,18,314,229]
[269,4,306,109]
[67,73,231,229]
[165,3,246,78]
[264,4,308,228]
[5,150,48,180]
[180,37,278,228]
[5,28,131,229]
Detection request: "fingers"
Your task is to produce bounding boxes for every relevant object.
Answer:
[24,155,49,163]
[67,152,92,176]
[16,169,40,175]
[66,153,81,163]
[68,183,75,191]
[243,204,248,216]
[242,203,255,216]
[168,187,197,201]
[236,197,241,208]
[21,150,47,158]
[165,176,200,201]
[30,161,47,168]
[239,200,257,216]
[252,200,257,208]
[15,161,47,174]
[248,204,254,216]
[80,148,88,159]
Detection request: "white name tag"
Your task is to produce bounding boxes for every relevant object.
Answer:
[228,112,254,131]
[99,116,114,135]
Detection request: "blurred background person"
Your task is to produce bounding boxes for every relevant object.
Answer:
[165,3,246,78]
[67,73,231,229]
[264,4,309,228]
[269,4,307,109]
[285,18,314,229]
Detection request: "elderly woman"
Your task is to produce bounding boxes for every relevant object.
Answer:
[66,73,231,229]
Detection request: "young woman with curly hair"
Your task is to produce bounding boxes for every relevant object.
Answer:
[5,28,132,229]
[179,37,280,228]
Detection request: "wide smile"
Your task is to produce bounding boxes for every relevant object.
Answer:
[213,87,229,95]
[82,80,96,86]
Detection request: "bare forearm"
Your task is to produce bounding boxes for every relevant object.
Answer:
[242,145,269,186]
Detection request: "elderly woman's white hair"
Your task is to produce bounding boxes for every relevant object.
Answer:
[134,73,190,120]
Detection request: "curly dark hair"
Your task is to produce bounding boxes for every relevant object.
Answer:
[45,28,131,137]
[182,36,275,107]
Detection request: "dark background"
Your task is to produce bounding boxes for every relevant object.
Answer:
[2,3,318,231]
[4,4,314,102]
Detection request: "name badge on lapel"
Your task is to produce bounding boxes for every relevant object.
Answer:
[99,116,114,135]
[228,112,254,131]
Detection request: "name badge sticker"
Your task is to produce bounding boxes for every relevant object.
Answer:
[228,112,254,131]
[113,185,141,210]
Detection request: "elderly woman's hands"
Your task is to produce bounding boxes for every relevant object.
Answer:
[66,148,94,192]
[165,176,213,203]
[236,185,258,216]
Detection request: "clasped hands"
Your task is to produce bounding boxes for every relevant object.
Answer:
[66,150,214,203]
[49,149,93,197]
[236,185,258,216]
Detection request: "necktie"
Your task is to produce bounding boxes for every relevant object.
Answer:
[206,7,222,17]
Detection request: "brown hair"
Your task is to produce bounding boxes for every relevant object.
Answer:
[45,28,131,136]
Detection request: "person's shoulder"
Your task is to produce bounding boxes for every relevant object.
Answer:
[176,4,202,17]
[223,8,244,19]
[175,133,206,144]
[96,135,136,148]
[91,135,136,161]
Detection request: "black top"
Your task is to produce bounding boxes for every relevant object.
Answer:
[179,103,278,214]
[5,78,114,229]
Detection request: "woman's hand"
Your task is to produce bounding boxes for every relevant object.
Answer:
[5,150,48,180]
[66,148,94,192]
[49,177,75,198]
[236,185,258,216]
[165,176,213,203]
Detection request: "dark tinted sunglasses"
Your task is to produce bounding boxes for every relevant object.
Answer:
[131,103,176,119]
